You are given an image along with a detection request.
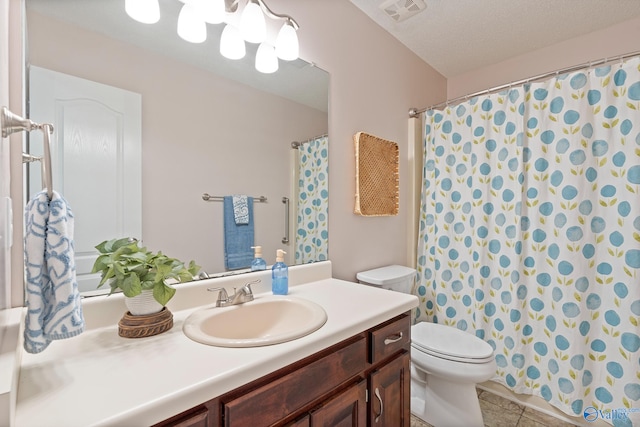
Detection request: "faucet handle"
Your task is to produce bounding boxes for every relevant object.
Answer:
[242,279,261,295]
[207,287,229,305]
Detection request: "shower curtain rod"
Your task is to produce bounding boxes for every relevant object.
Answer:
[291,133,328,148]
[409,50,640,118]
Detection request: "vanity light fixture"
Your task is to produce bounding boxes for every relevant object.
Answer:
[240,0,267,44]
[251,0,300,62]
[220,24,246,60]
[275,18,299,61]
[221,0,300,66]
[125,0,300,73]
[177,2,207,43]
[195,0,226,24]
[255,42,278,73]
[125,0,160,24]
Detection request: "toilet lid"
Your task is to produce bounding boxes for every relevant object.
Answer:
[411,322,494,363]
[356,265,415,286]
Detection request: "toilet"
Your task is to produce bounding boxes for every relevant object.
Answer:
[357,265,496,427]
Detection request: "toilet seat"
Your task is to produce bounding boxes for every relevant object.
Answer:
[411,322,494,364]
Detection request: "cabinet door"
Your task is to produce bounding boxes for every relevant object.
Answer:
[369,352,410,427]
[309,380,367,427]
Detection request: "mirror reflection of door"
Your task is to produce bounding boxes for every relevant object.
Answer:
[28,66,142,294]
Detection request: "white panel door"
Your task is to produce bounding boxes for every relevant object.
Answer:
[29,66,141,293]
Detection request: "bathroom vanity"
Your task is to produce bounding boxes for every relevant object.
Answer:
[12,262,418,427]
[157,313,411,426]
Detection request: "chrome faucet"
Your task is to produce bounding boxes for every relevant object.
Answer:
[207,279,260,307]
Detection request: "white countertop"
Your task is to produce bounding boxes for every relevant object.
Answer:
[14,262,418,427]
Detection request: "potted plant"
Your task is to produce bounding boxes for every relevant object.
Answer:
[91,237,200,315]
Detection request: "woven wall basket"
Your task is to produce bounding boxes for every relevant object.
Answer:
[354,132,399,216]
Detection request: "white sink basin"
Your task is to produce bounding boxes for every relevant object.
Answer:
[182,296,328,347]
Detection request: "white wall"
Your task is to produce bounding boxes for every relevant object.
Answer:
[3,0,23,308]
[1,2,23,423]
[0,0,10,313]
[448,16,640,99]
[271,0,448,281]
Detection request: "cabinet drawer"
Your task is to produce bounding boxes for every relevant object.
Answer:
[223,336,366,426]
[369,314,410,364]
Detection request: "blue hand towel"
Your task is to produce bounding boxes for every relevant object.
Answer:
[23,190,85,354]
[224,196,254,270]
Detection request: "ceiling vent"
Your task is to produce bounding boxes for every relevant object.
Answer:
[379,0,427,22]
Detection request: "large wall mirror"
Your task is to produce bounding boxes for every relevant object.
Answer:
[25,0,329,295]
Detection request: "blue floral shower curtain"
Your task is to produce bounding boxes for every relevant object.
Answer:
[295,135,328,264]
[416,57,640,425]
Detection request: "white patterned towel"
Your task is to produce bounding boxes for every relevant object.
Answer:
[23,190,85,354]
[232,194,249,225]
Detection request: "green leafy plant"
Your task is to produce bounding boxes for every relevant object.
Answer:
[91,237,200,306]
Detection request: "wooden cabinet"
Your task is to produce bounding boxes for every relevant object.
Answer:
[367,314,411,427]
[222,335,367,426]
[308,380,367,426]
[368,313,411,365]
[154,313,411,427]
[369,353,410,426]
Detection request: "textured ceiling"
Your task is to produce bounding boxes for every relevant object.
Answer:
[349,0,640,78]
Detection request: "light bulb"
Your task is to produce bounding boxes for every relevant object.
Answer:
[195,0,226,24]
[255,43,278,74]
[240,1,266,43]
[220,24,246,60]
[275,21,299,61]
[125,0,160,24]
[177,3,207,43]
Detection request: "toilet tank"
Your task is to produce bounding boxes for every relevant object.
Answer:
[356,265,416,294]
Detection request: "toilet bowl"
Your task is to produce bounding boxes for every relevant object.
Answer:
[357,265,496,427]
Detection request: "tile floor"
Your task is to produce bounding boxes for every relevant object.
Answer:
[410,389,579,427]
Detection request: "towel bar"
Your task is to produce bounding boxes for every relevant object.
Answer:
[282,197,289,244]
[202,193,268,203]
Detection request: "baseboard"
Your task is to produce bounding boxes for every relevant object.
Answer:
[478,381,611,427]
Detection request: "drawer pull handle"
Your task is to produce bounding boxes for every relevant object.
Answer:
[374,387,384,423]
[384,332,403,345]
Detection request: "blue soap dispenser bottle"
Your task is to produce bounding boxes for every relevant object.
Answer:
[272,249,288,295]
[251,246,267,271]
